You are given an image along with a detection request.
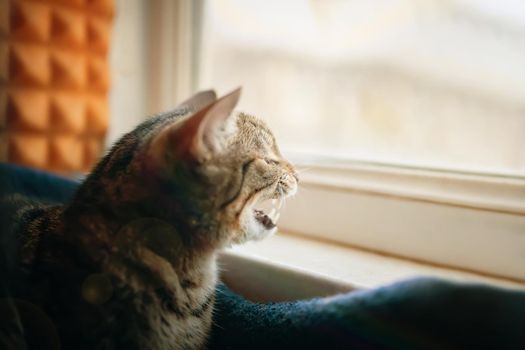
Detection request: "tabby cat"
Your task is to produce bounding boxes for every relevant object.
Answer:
[3,88,298,349]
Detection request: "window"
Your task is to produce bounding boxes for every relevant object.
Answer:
[194,0,525,281]
[109,0,525,281]
[198,0,525,176]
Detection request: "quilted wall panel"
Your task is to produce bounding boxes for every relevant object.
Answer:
[0,0,113,173]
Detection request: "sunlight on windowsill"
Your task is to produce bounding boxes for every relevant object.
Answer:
[220,232,524,301]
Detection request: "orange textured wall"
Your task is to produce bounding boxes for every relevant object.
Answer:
[0,0,113,173]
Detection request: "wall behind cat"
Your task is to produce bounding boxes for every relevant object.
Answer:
[1,0,114,174]
[107,0,148,148]
[108,0,198,148]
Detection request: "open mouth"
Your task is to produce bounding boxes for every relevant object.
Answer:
[253,198,283,230]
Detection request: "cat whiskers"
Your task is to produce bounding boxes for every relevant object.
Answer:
[296,167,312,175]
[278,187,287,211]
[297,182,317,190]
[295,167,311,191]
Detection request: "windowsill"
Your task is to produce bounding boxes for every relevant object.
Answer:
[272,160,525,281]
[219,232,525,302]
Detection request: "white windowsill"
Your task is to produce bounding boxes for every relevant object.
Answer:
[290,157,525,214]
[274,159,525,281]
[219,232,525,302]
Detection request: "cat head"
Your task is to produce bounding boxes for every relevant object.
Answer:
[140,88,298,247]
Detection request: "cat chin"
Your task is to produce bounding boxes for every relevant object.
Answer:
[234,213,278,244]
[250,224,278,241]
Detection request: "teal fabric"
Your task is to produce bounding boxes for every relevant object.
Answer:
[1,163,524,349]
[0,163,78,203]
[211,279,525,349]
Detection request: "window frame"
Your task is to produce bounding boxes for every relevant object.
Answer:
[143,0,525,281]
[279,154,525,280]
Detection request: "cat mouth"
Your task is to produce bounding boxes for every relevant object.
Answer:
[253,198,282,230]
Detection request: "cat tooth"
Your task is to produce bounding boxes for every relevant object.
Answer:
[274,212,281,222]
[268,208,276,220]
[278,198,284,209]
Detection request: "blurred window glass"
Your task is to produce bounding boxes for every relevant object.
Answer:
[197,0,525,177]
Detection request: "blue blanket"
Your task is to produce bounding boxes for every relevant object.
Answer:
[1,163,524,349]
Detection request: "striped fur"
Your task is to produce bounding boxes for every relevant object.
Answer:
[3,89,298,349]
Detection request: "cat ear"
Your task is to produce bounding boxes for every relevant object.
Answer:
[183,87,241,162]
[176,90,217,112]
[148,88,241,164]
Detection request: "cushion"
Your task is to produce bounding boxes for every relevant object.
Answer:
[1,163,524,349]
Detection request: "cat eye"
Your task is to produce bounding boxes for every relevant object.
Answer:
[264,158,279,166]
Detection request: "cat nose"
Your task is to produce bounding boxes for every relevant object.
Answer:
[284,162,299,182]
[292,171,299,183]
[277,157,299,183]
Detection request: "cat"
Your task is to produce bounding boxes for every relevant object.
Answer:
[2,88,298,349]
